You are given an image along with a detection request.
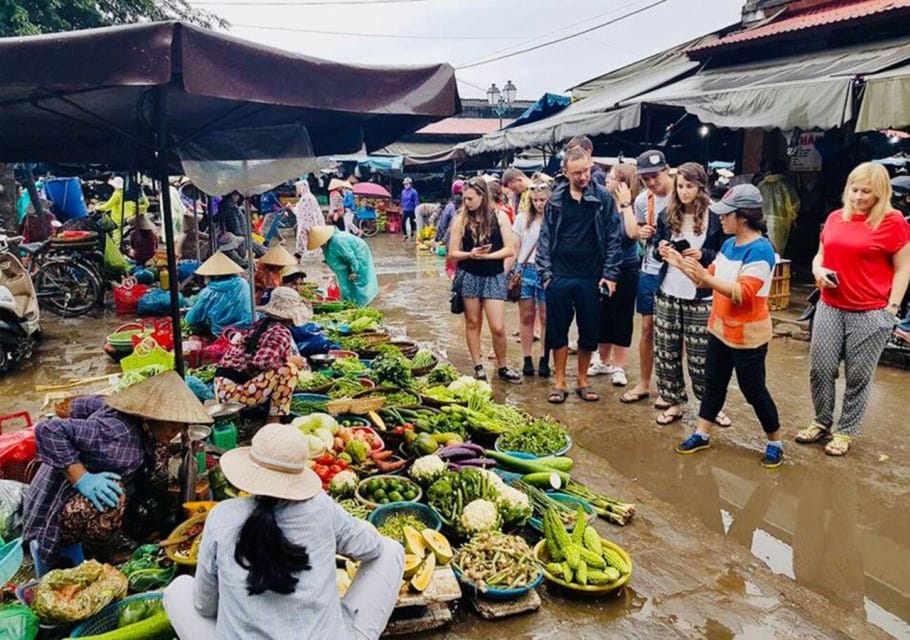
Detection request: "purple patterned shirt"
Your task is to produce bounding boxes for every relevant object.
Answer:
[23,396,151,563]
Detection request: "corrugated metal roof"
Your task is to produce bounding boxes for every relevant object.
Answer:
[415,117,513,136]
[689,0,910,53]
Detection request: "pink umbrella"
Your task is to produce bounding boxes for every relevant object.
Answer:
[353,182,391,198]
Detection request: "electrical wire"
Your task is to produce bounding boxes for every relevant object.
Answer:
[232,23,522,40]
[456,0,669,70]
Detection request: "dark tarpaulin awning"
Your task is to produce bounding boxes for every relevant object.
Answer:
[0,21,460,379]
[0,21,461,167]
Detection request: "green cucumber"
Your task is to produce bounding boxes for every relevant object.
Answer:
[484,450,572,480]
[521,471,570,490]
[536,456,574,472]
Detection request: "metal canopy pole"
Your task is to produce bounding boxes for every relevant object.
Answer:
[118,174,127,249]
[154,85,185,377]
[243,194,256,323]
[206,196,217,258]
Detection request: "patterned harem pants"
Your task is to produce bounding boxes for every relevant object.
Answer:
[215,365,298,417]
[654,292,711,407]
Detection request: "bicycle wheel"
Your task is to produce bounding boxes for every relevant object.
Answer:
[359,219,378,238]
[34,259,102,317]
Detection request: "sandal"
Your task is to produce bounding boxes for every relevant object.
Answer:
[654,398,671,410]
[714,411,732,428]
[575,387,599,402]
[795,422,830,444]
[548,388,569,404]
[620,390,650,404]
[824,434,851,456]
[656,410,684,426]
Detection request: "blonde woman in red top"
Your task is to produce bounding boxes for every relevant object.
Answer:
[797,162,910,456]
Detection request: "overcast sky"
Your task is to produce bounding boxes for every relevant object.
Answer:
[188,0,743,100]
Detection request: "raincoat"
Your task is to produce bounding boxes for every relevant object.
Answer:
[97,188,149,242]
[185,276,253,336]
[758,174,800,255]
[323,231,379,307]
[294,183,325,257]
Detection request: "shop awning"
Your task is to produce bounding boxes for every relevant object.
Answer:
[855,64,910,132]
[627,36,910,131]
[0,21,461,167]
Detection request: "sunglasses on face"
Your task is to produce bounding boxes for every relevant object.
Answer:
[465,178,485,189]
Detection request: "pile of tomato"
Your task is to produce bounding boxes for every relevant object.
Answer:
[312,452,349,488]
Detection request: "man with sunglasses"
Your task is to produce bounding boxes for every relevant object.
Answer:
[537,147,622,404]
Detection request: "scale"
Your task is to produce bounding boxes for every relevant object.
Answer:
[206,402,243,450]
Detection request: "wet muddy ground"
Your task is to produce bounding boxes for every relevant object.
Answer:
[3,235,907,639]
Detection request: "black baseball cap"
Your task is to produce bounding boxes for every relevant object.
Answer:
[636,150,668,176]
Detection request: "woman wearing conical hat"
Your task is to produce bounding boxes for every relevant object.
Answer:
[254,243,297,304]
[185,252,252,336]
[22,371,212,573]
[308,226,379,308]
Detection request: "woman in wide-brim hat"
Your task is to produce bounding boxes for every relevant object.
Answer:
[186,252,252,337]
[163,423,403,639]
[308,225,380,308]
[327,178,350,231]
[23,371,212,573]
[213,286,310,421]
[255,244,297,304]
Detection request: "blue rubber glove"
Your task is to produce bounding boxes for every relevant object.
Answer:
[73,471,123,512]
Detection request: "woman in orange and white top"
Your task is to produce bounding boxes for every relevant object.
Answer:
[674,185,783,468]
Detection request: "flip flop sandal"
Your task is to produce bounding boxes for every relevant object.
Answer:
[654,399,671,410]
[548,389,569,404]
[620,390,651,404]
[824,434,851,456]
[714,412,732,428]
[795,423,830,444]
[575,387,600,402]
[656,411,684,426]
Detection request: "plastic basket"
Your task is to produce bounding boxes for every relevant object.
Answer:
[69,592,164,637]
[120,338,174,373]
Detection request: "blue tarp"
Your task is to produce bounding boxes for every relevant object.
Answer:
[506,93,570,130]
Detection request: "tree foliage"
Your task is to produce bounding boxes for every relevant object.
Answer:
[0,0,226,38]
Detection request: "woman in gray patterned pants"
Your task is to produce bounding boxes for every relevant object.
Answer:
[797,163,910,456]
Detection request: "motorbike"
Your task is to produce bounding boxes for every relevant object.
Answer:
[798,175,910,331]
[0,233,41,374]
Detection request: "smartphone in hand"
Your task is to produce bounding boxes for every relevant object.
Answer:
[671,239,691,253]
[826,271,839,286]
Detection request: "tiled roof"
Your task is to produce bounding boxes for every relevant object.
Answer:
[689,0,910,53]
[415,117,513,136]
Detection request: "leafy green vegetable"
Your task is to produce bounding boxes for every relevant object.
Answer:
[332,357,368,377]
[497,417,569,457]
[295,370,332,391]
[370,349,413,389]
[410,348,436,370]
[426,363,459,385]
[328,378,364,399]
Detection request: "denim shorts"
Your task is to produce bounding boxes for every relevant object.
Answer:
[520,264,545,303]
[636,271,660,316]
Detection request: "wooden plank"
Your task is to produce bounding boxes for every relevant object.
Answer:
[395,565,461,608]
[383,602,452,637]
[471,589,541,620]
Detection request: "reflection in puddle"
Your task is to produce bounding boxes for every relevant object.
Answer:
[750,528,795,580]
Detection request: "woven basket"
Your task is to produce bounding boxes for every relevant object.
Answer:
[356,332,391,346]
[326,396,385,415]
[410,356,438,377]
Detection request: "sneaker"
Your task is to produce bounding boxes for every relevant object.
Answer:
[587,361,615,377]
[676,433,711,455]
[473,365,487,381]
[498,367,523,384]
[611,368,628,386]
[762,444,783,468]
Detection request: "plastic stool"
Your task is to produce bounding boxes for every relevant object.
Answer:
[29,539,84,578]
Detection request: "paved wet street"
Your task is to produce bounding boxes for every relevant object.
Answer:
[3,235,908,639]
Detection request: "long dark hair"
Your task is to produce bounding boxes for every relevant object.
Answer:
[666,162,710,236]
[457,178,496,245]
[736,207,768,233]
[235,497,312,595]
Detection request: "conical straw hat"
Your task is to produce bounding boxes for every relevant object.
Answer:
[328,178,351,192]
[195,252,244,276]
[307,225,336,251]
[259,244,297,267]
[106,370,213,424]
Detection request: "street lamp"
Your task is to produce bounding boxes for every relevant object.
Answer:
[487,80,517,130]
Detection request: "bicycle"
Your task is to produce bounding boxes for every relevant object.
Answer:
[354,206,379,238]
[12,238,103,317]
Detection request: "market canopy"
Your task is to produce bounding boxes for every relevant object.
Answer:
[626,36,910,131]
[0,21,461,168]
[855,63,910,132]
